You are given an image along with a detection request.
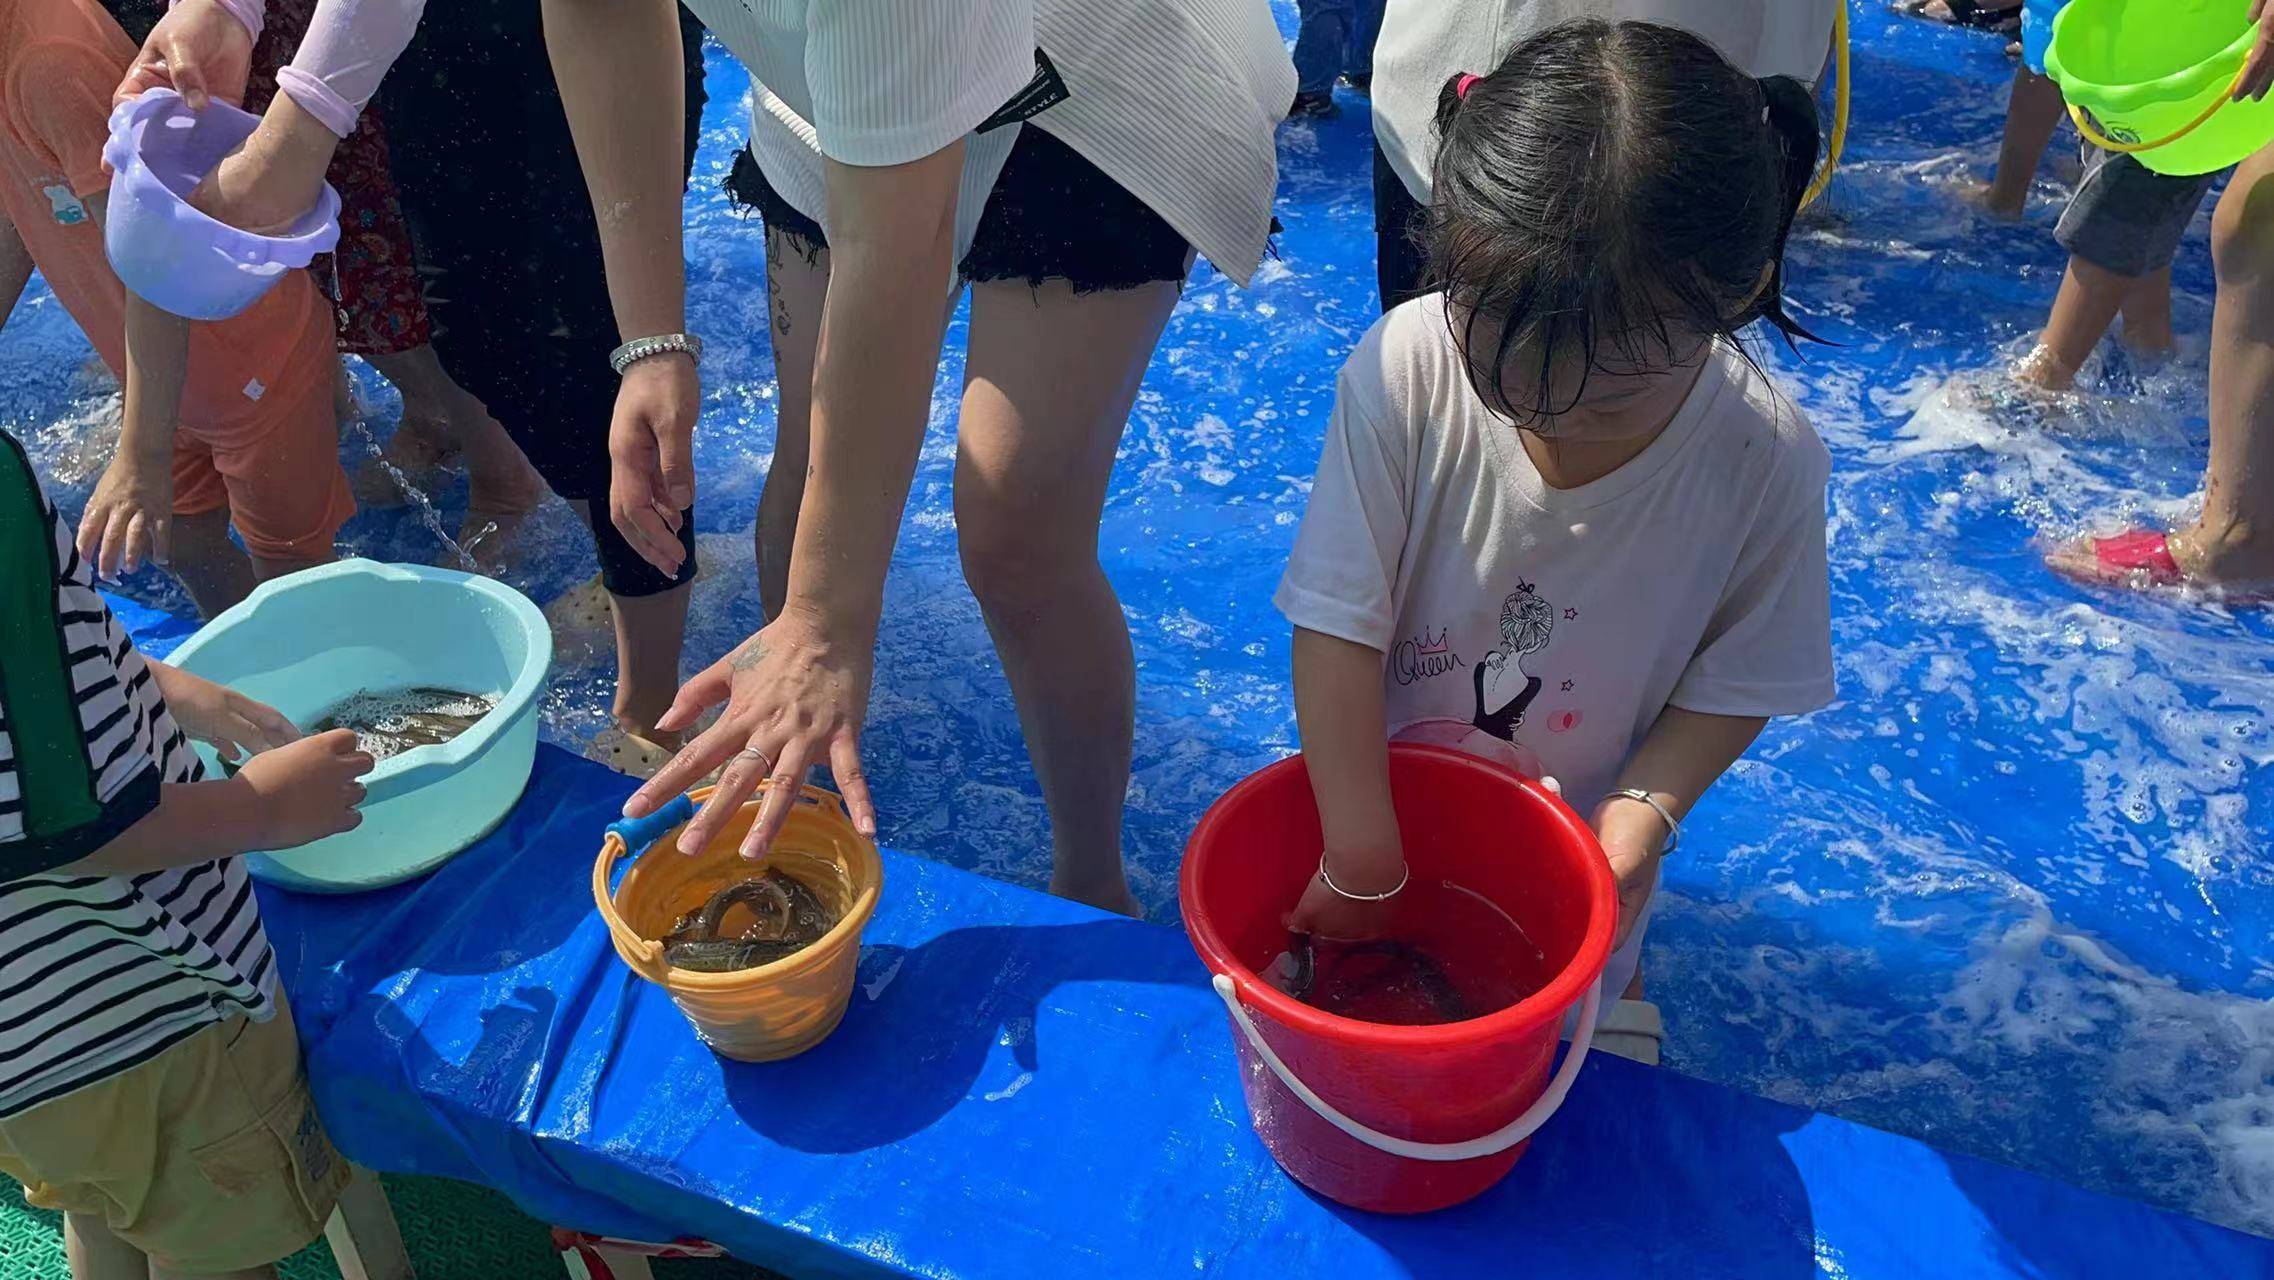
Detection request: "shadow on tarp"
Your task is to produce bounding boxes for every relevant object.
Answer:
[720,920,1207,1154]
[1319,1053,1821,1280]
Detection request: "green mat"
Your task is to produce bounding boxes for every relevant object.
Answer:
[1,1173,773,1278]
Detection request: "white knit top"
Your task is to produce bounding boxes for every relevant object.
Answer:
[681,0,1294,285]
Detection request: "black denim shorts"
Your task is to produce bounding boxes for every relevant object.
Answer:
[726,125,1194,293]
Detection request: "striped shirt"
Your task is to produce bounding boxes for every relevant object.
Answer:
[686,0,1292,285]
[0,432,274,1120]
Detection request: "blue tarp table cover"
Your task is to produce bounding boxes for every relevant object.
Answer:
[224,743,2269,1279]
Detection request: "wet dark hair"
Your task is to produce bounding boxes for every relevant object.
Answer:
[1425,19,1822,425]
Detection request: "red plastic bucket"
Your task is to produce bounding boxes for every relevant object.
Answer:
[1181,743,1617,1214]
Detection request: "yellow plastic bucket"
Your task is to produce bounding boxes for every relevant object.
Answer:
[592,783,882,1062]
[2046,0,2273,176]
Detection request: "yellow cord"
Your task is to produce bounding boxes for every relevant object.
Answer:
[1800,0,1850,211]
[2068,67,2249,155]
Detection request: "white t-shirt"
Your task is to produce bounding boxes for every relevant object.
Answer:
[1274,297,1836,812]
[1373,0,1840,199]
[682,0,1292,285]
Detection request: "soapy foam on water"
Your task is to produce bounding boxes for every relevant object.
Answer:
[5,12,2270,1236]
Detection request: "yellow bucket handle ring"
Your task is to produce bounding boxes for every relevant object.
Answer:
[1799,0,1851,212]
[2070,67,2253,156]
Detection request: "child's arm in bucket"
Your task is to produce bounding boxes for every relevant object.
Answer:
[1290,626,1405,939]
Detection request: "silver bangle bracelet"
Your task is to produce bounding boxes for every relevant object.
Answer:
[609,332,704,376]
[1318,859,1409,902]
[1606,788,1682,854]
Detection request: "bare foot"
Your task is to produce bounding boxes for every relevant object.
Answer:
[2170,523,2274,590]
[456,456,550,569]
[352,414,457,508]
[1961,177,2027,222]
[2011,343,2078,393]
[1052,874,1146,919]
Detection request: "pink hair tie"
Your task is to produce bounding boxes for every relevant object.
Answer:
[1455,73,1482,100]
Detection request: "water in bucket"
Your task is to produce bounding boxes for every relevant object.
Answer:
[657,869,843,972]
[308,687,498,762]
[1265,878,1554,1026]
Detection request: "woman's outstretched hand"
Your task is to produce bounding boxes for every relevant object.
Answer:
[623,612,879,861]
[608,354,699,576]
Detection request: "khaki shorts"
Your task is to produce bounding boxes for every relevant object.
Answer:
[0,997,349,1274]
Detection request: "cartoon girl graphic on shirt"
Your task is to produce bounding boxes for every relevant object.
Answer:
[1472,583,1554,745]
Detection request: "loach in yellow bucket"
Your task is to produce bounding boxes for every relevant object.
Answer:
[2047,0,2274,176]
[593,782,882,1062]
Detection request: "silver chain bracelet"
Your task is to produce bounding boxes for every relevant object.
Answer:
[1318,859,1410,902]
[1606,788,1682,854]
[609,332,704,376]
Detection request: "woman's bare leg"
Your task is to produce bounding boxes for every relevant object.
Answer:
[2173,145,2274,584]
[956,276,1183,916]
[565,499,693,741]
[755,229,831,621]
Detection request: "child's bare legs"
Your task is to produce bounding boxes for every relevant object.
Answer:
[150,1261,276,1280]
[168,510,259,617]
[1976,68,2065,219]
[2171,146,2274,584]
[64,1212,151,1280]
[2016,258,2172,390]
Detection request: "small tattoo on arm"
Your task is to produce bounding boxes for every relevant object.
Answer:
[732,638,767,672]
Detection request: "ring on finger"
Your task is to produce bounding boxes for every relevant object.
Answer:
[732,747,774,773]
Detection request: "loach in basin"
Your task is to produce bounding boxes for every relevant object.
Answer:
[164,560,551,893]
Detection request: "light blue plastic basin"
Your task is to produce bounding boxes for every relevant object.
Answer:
[164,559,552,893]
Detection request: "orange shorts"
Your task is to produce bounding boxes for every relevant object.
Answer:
[170,358,353,563]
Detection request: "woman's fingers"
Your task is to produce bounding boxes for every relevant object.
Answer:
[628,716,737,820]
[163,37,209,110]
[741,740,814,860]
[682,741,775,855]
[653,660,734,734]
[828,733,876,838]
[674,738,764,856]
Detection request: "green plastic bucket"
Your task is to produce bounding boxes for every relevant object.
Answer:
[2046,0,2272,176]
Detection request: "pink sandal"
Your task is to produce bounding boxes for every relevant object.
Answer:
[2051,529,2274,603]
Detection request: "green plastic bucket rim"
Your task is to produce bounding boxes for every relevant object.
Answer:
[2046,1,2260,115]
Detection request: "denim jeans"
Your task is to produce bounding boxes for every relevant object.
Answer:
[1293,0,1384,94]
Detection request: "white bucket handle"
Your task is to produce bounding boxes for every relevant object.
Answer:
[1211,971,1600,1163]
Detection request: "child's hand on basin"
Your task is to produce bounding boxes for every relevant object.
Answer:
[149,663,301,763]
[232,728,373,849]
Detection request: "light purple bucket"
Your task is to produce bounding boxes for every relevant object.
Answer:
[102,89,340,322]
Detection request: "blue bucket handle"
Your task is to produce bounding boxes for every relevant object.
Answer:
[605,793,697,856]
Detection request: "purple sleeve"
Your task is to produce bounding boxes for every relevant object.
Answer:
[276,0,426,137]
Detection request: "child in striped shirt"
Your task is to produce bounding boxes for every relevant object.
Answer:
[0,429,371,1279]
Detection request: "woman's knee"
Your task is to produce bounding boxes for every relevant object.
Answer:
[953,490,1096,612]
[2213,159,2274,286]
